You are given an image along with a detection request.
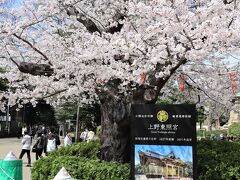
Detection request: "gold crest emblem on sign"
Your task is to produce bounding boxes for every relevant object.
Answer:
[157,110,168,122]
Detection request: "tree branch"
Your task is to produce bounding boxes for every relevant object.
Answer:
[64,3,125,34]
[39,88,67,99]
[2,48,53,76]
[65,5,102,34]
[13,33,53,66]
[20,17,48,36]
[183,73,227,106]
[19,62,54,76]
[4,51,20,69]
[22,88,68,100]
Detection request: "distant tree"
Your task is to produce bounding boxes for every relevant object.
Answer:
[35,101,56,126]
[55,101,100,131]
[55,101,77,122]
[22,101,56,127]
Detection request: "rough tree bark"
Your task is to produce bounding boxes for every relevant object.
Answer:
[98,79,168,163]
[99,93,131,163]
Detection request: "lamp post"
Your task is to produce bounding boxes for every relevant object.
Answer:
[5,95,10,134]
[75,98,81,142]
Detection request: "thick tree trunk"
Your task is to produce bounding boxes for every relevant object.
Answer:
[99,85,159,163]
[100,94,131,163]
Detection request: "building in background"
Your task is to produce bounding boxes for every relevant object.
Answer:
[229,93,240,125]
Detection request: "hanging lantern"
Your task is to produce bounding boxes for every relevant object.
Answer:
[140,73,146,84]
[229,73,237,95]
[179,75,184,92]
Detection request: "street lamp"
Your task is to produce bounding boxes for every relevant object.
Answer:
[5,90,10,134]
[75,98,81,142]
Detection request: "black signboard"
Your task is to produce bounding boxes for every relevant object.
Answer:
[131,104,197,180]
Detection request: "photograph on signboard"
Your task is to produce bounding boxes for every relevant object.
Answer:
[134,144,193,180]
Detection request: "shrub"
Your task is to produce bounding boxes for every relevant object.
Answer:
[197,140,240,180]
[31,156,55,179]
[50,140,101,159]
[228,123,240,137]
[47,157,130,180]
[32,140,130,180]
[32,139,240,179]
[205,129,228,139]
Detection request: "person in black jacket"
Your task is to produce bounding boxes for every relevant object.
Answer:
[35,132,44,160]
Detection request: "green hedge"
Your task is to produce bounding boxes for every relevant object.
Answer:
[32,140,240,179]
[31,141,130,180]
[32,156,130,180]
[197,140,240,179]
[49,140,100,159]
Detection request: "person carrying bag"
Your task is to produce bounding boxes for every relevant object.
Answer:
[46,127,60,155]
[64,130,72,147]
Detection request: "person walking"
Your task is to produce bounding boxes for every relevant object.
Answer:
[46,127,60,155]
[64,130,72,147]
[19,131,32,167]
[42,130,48,156]
[35,132,44,160]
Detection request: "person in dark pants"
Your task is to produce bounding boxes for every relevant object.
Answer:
[42,129,48,156]
[35,132,44,160]
[19,131,32,167]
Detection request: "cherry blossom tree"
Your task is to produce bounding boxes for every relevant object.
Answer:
[0,0,240,162]
[160,57,237,129]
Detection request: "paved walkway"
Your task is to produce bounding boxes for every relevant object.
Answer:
[0,137,36,180]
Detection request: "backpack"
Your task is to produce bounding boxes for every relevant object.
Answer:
[47,138,56,152]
